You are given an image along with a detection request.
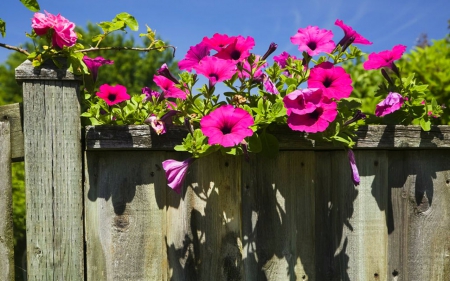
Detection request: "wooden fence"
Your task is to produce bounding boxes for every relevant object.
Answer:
[0,60,449,280]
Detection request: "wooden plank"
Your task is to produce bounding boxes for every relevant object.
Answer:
[318,150,389,280]
[0,121,14,281]
[0,103,24,161]
[85,125,450,151]
[84,151,168,281]
[165,152,243,280]
[19,59,84,280]
[241,151,316,280]
[388,151,450,280]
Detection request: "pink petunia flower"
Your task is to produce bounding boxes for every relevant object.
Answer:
[82,56,114,82]
[162,158,195,194]
[178,42,211,72]
[32,11,77,48]
[273,51,299,68]
[200,105,254,147]
[96,84,130,106]
[363,45,407,70]
[347,149,360,186]
[145,110,179,135]
[335,19,372,46]
[154,75,187,99]
[263,76,279,95]
[142,87,161,102]
[308,62,353,100]
[290,26,335,56]
[193,56,236,86]
[284,88,337,133]
[283,88,324,115]
[202,33,236,52]
[375,92,404,117]
[238,55,267,80]
[214,35,255,62]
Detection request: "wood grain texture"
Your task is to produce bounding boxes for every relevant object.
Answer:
[85,125,450,151]
[388,150,450,281]
[166,152,243,281]
[84,151,168,281]
[241,151,316,280]
[0,103,24,161]
[19,59,84,280]
[0,121,14,281]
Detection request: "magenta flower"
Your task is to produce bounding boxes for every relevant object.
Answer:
[214,35,255,62]
[202,33,236,52]
[263,76,279,95]
[154,75,187,99]
[273,51,299,68]
[375,92,404,117]
[283,88,324,115]
[142,87,161,102]
[32,11,77,48]
[157,63,179,84]
[238,55,267,80]
[145,110,179,135]
[308,62,353,100]
[178,42,211,72]
[290,26,335,56]
[363,45,407,70]
[145,114,166,135]
[347,149,360,186]
[82,56,114,81]
[335,19,372,46]
[200,105,254,147]
[96,84,130,106]
[162,158,195,194]
[193,56,236,86]
[284,88,337,133]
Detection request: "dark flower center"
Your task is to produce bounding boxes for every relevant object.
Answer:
[308,108,323,121]
[230,50,241,60]
[221,125,232,134]
[108,93,117,102]
[322,77,333,88]
[209,73,219,81]
[307,41,317,50]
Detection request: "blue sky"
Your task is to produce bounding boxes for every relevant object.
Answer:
[0,0,448,64]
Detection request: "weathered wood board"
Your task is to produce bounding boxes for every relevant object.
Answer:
[0,121,14,281]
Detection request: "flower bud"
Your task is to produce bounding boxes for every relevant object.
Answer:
[261,42,278,61]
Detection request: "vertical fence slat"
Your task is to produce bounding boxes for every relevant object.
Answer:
[388,150,450,280]
[84,151,168,281]
[242,151,316,280]
[16,60,84,280]
[317,151,389,280]
[166,153,243,280]
[0,120,14,281]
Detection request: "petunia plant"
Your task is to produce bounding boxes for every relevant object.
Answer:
[0,6,443,194]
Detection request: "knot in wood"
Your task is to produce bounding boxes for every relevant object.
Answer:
[114,215,130,232]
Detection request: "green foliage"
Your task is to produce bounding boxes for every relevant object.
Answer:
[77,23,177,95]
[20,0,40,12]
[397,38,450,124]
[344,35,450,124]
[11,162,26,246]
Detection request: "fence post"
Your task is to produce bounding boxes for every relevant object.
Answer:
[15,60,84,280]
[0,120,14,281]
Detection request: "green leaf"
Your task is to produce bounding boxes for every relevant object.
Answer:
[260,132,279,158]
[115,12,139,31]
[420,118,431,131]
[20,0,40,12]
[174,144,187,151]
[247,133,262,153]
[0,19,5,37]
